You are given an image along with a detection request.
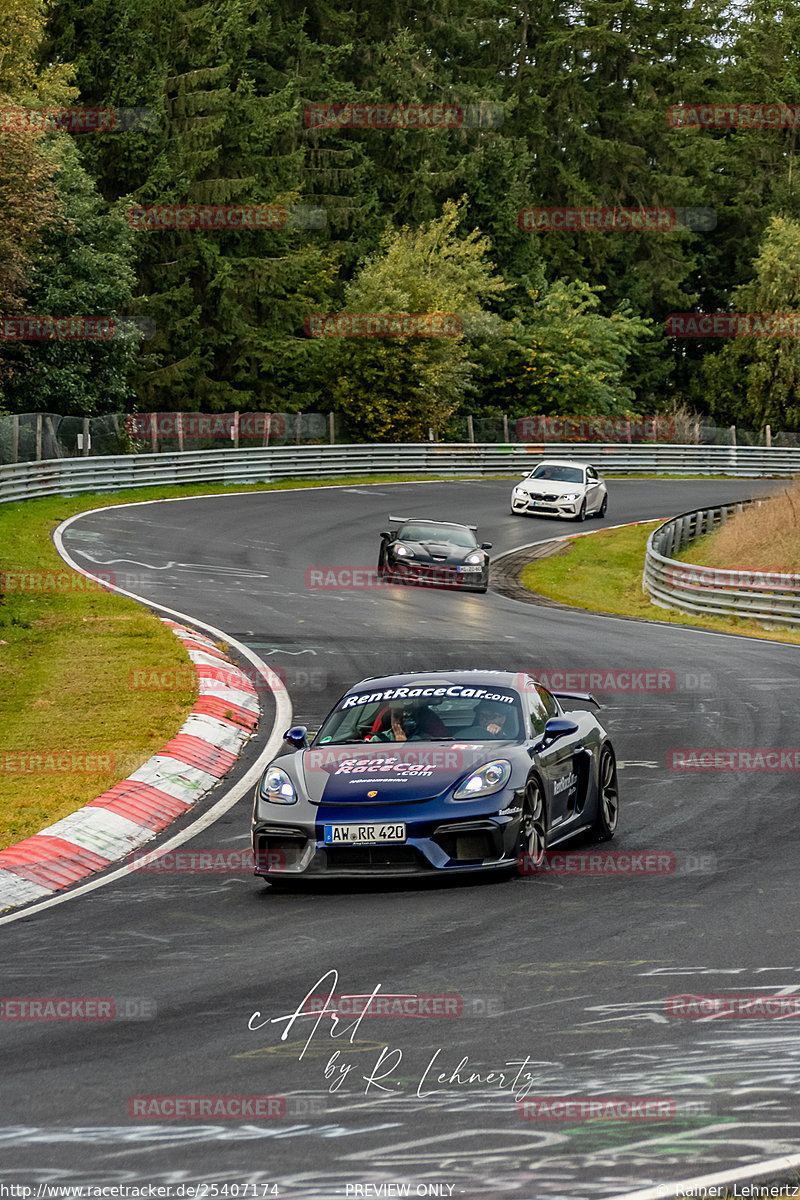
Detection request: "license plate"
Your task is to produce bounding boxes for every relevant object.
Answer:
[457,565,482,573]
[324,823,406,845]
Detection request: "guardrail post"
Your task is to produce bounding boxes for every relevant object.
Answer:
[643,497,800,629]
[296,411,302,445]
[11,414,19,463]
[82,417,90,456]
[36,414,42,461]
[503,414,509,442]
[467,415,474,444]
[765,424,772,447]
[329,412,335,445]
[177,412,184,453]
[3,443,800,505]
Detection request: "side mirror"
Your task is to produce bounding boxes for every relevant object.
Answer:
[380,531,391,539]
[542,716,579,743]
[283,725,309,749]
[481,542,493,550]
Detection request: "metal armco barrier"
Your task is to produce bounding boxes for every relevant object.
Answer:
[643,499,800,628]
[1,442,800,507]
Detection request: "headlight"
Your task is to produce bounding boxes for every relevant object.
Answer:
[394,543,413,557]
[558,493,580,502]
[453,759,512,800]
[512,488,526,498]
[259,765,297,804]
[465,552,483,564]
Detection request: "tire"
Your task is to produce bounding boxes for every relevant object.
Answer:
[596,494,608,518]
[592,745,619,841]
[516,777,547,874]
[574,500,587,522]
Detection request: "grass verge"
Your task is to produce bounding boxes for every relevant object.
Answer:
[0,473,444,850]
[677,478,800,572]
[518,521,800,645]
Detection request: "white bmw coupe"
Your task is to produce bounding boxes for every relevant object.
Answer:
[510,459,608,521]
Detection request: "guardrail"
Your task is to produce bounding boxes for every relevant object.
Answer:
[1,442,800,507]
[643,499,800,628]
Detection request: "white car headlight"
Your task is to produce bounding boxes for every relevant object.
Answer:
[394,543,413,557]
[453,760,511,800]
[465,552,483,564]
[558,493,580,502]
[512,487,526,497]
[259,765,297,804]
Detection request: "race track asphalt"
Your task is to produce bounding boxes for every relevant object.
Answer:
[2,475,799,1199]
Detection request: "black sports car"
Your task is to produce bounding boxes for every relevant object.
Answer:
[252,670,619,881]
[378,517,491,593]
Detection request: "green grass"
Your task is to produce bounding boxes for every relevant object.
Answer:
[519,521,800,645]
[0,506,198,849]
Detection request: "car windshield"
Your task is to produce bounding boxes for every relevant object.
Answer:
[313,686,523,745]
[528,465,584,483]
[398,523,477,548]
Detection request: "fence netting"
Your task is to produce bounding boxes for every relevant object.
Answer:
[1,410,797,464]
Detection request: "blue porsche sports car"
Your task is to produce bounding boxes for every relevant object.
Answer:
[251,670,619,881]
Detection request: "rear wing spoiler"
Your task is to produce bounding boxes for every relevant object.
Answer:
[551,690,600,707]
[388,515,478,531]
